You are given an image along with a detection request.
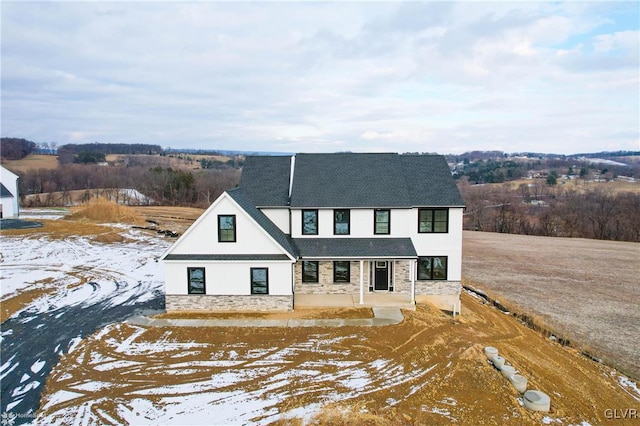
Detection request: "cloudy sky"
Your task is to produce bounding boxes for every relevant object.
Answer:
[1,1,638,155]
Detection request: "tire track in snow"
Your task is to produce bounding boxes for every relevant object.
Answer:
[0,231,170,423]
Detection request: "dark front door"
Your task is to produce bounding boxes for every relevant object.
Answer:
[374,261,388,291]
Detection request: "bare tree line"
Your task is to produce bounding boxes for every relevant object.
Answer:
[460,179,640,242]
[18,164,240,208]
[15,161,639,242]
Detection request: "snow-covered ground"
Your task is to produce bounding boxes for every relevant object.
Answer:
[36,324,441,425]
[0,223,171,423]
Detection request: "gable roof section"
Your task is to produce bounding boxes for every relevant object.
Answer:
[162,187,297,261]
[225,187,298,258]
[240,155,291,207]
[400,155,465,207]
[294,237,417,259]
[1,183,14,198]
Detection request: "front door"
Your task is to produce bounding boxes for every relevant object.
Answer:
[374,261,388,291]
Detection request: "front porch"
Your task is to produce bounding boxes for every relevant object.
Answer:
[294,292,416,310]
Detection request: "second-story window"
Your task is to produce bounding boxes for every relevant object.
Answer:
[418,208,448,233]
[374,209,390,235]
[334,209,350,235]
[218,215,236,242]
[302,209,318,235]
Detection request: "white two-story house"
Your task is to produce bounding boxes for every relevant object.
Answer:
[162,153,465,311]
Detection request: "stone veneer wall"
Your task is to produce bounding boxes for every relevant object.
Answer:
[415,280,461,311]
[294,260,370,294]
[392,260,412,293]
[294,260,414,295]
[415,280,461,296]
[166,295,293,311]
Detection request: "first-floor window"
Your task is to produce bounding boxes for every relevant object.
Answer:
[302,261,319,282]
[417,257,448,280]
[334,261,350,283]
[251,268,269,294]
[187,267,206,294]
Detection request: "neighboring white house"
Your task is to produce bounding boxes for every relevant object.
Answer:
[162,153,465,311]
[0,165,20,218]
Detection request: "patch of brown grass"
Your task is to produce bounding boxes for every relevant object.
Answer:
[0,219,134,243]
[1,154,59,172]
[274,403,406,425]
[1,284,57,322]
[65,198,144,225]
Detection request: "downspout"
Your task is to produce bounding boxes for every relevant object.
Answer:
[359,260,364,305]
[291,261,296,310]
[289,155,296,310]
[410,259,415,304]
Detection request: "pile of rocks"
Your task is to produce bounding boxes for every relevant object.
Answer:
[484,346,551,412]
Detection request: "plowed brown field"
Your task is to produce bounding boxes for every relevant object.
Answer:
[463,230,640,380]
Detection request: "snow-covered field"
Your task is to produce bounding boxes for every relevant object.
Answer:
[0,221,171,422]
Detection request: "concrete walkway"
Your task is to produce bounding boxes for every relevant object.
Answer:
[127,307,404,328]
[294,293,415,310]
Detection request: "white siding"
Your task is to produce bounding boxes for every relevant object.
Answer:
[0,165,19,218]
[411,207,464,281]
[289,206,463,281]
[0,196,16,218]
[165,261,293,296]
[261,208,290,234]
[291,208,420,238]
[169,195,288,256]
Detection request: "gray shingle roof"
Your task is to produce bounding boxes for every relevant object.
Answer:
[226,187,297,258]
[239,155,291,207]
[293,238,417,258]
[400,155,466,206]
[241,153,464,208]
[290,153,412,207]
[1,184,14,198]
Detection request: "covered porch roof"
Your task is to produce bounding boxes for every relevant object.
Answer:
[292,237,417,259]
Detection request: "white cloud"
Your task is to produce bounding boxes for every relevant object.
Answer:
[593,30,639,52]
[0,1,638,155]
